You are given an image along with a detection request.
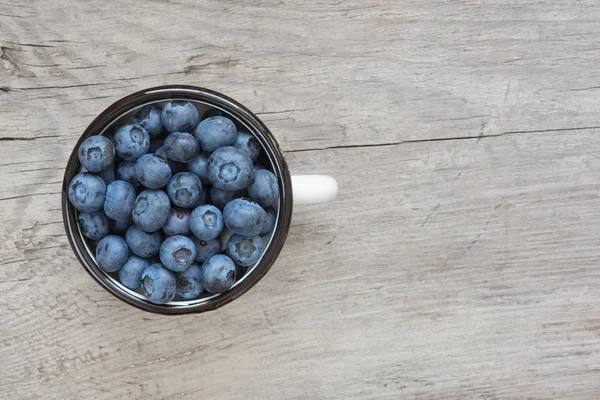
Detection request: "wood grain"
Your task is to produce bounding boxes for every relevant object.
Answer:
[2,1,600,399]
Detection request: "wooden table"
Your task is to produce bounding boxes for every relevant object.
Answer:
[2,1,600,398]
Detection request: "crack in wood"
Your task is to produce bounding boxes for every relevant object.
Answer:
[0,191,60,202]
[287,126,600,153]
[0,135,60,141]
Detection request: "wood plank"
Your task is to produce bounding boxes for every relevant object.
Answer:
[2,0,600,398]
[2,129,600,398]
[2,1,600,150]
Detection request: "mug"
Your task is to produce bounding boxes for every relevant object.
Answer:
[62,85,338,315]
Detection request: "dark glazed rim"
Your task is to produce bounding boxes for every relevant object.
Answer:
[62,85,293,315]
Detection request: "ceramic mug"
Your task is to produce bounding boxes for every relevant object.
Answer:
[62,85,338,314]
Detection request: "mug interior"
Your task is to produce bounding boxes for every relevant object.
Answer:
[62,86,293,315]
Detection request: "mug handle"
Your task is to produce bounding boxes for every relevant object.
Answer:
[291,175,338,205]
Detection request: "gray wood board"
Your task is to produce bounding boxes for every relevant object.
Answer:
[2,1,600,399]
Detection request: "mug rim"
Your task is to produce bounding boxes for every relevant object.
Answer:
[61,85,293,315]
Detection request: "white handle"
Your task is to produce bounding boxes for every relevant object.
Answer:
[291,175,338,205]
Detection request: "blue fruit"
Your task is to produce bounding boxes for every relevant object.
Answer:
[132,189,171,232]
[154,145,168,160]
[191,237,222,263]
[95,235,128,272]
[119,255,151,289]
[68,172,106,212]
[141,264,176,304]
[135,153,172,189]
[194,116,237,152]
[104,180,136,221]
[116,161,138,186]
[166,172,203,208]
[133,105,163,138]
[154,146,180,174]
[163,132,199,163]
[260,207,277,236]
[189,205,224,240]
[112,216,133,235]
[207,146,254,191]
[113,124,150,161]
[126,225,162,257]
[78,135,115,173]
[233,131,261,161]
[78,210,110,240]
[175,263,204,299]
[210,187,246,210]
[160,235,197,272]
[247,169,279,208]
[226,234,265,267]
[162,207,191,237]
[200,254,236,294]
[161,101,200,133]
[184,151,211,185]
[222,198,268,236]
[98,164,115,185]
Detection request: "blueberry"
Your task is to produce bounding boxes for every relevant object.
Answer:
[162,207,191,237]
[233,131,261,161]
[247,169,279,208]
[154,145,168,159]
[194,116,237,152]
[141,264,176,304]
[135,153,172,189]
[184,151,211,185]
[112,216,133,235]
[161,101,200,133]
[154,146,180,174]
[189,205,224,240]
[222,198,268,236]
[95,235,128,272]
[132,189,171,232]
[226,234,265,267]
[163,132,199,163]
[104,180,136,221]
[116,161,138,186]
[175,263,204,299]
[207,146,254,191]
[126,225,162,257]
[160,235,197,272]
[166,172,203,208]
[119,255,151,289]
[98,164,115,185]
[133,105,163,138]
[200,254,236,294]
[78,210,110,240]
[210,186,246,210]
[78,135,115,173]
[191,237,222,263]
[201,108,224,120]
[68,172,106,212]
[260,207,277,236]
[113,124,150,161]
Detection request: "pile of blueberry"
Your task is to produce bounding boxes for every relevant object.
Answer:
[67,101,279,304]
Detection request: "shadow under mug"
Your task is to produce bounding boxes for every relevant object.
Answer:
[62,85,337,315]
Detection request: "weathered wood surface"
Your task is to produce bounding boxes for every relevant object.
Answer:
[2,1,600,399]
